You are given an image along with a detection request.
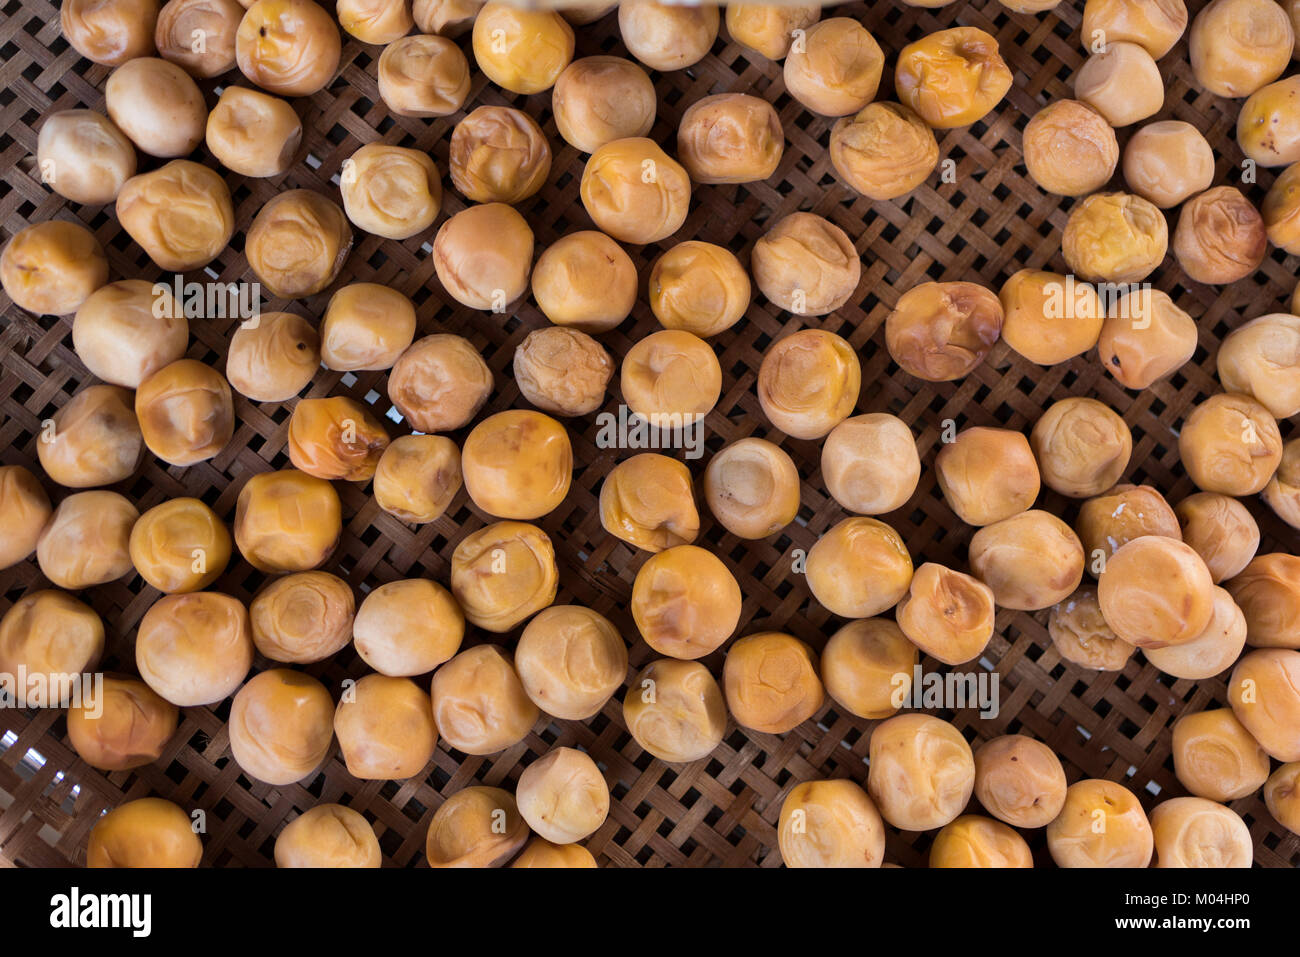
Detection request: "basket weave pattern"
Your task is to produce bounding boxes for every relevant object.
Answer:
[1,0,1298,867]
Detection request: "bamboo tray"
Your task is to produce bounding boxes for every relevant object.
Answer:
[1,0,1298,867]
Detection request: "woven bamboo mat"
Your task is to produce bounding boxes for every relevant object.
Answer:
[1,0,1298,868]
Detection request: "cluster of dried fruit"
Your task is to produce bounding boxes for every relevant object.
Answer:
[1,0,1299,870]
